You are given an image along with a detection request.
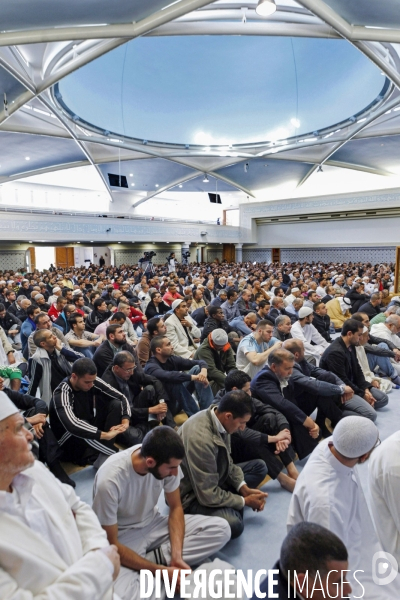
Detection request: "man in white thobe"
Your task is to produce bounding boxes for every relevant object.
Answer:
[287,416,399,599]
[369,430,400,565]
[0,391,120,599]
[290,306,329,364]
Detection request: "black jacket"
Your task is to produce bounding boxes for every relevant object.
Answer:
[93,340,141,378]
[145,355,207,384]
[7,301,28,322]
[290,360,344,401]
[0,311,22,334]
[358,301,381,318]
[191,307,208,328]
[268,307,294,324]
[251,366,308,426]
[50,376,131,443]
[344,289,369,314]
[102,365,168,420]
[3,387,47,415]
[320,337,372,397]
[320,293,334,304]
[312,312,332,342]
[85,309,112,333]
[145,301,170,320]
[200,317,236,343]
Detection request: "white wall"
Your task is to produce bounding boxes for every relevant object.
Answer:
[257,217,400,248]
[35,247,55,271]
[93,247,111,267]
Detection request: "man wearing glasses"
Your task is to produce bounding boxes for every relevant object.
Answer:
[102,351,176,445]
[287,417,399,597]
[145,291,170,320]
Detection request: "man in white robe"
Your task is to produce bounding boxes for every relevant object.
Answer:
[290,306,329,364]
[369,431,400,565]
[0,391,120,599]
[287,416,399,598]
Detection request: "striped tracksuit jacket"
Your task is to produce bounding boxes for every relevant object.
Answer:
[49,376,131,456]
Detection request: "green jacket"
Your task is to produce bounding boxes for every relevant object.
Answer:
[178,405,245,512]
[194,338,236,395]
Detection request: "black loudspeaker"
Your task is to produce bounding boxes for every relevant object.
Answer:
[108,173,128,188]
[208,193,222,204]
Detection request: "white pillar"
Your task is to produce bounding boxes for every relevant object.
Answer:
[235,243,243,263]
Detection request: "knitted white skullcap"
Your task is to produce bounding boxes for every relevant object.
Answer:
[0,392,19,423]
[332,416,379,459]
[172,299,183,311]
[291,287,300,292]
[211,329,229,346]
[298,307,313,318]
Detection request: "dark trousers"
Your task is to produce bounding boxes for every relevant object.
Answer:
[117,385,176,447]
[24,408,62,466]
[231,428,295,480]
[59,398,123,464]
[297,392,344,428]
[185,459,268,539]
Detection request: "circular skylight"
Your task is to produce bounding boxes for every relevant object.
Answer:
[59,36,384,145]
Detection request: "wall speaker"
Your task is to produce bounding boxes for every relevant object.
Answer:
[208,193,222,204]
[108,173,128,188]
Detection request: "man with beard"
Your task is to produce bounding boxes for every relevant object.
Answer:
[92,427,230,600]
[251,349,320,460]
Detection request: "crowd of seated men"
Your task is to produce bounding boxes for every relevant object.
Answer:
[0,257,399,599]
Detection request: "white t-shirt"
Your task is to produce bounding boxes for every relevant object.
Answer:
[92,445,183,531]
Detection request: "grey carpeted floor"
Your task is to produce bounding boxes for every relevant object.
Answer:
[72,389,400,574]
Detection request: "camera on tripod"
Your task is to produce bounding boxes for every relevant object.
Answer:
[144,251,157,260]
[182,251,190,259]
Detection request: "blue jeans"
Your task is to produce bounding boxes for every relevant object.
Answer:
[166,366,214,417]
[79,346,95,358]
[186,459,268,539]
[367,343,397,379]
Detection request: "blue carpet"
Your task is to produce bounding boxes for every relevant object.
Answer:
[73,389,400,572]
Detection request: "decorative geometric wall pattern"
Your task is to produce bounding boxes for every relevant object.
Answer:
[280,247,396,264]
[206,250,223,262]
[0,251,26,272]
[243,249,272,263]
[114,251,144,267]
[243,247,396,265]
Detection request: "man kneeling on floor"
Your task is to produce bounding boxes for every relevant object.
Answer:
[92,426,231,600]
[178,391,268,539]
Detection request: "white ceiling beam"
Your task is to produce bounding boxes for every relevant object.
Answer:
[149,21,337,38]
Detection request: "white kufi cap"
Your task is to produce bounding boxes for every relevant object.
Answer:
[332,416,379,459]
[0,391,19,423]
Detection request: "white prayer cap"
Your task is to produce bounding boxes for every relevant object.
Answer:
[0,391,19,423]
[52,286,61,293]
[332,416,379,459]
[291,287,300,292]
[172,299,184,311]
[298,307,313,318]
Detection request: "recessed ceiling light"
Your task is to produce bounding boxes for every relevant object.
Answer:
[256,0,276,16]
[203,174,209,183]
[118,241,121,244]
[129,173,133,177]
[155,184,159,188]
[28,240,32,243]
[131,183,135,186]
[179,184,183,188]
[90,240,94,242]
[77,241,80,244]
[25,156,30,160]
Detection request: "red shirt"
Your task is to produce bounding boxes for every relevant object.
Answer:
[48,304,60,322]
[162,291,182,307]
